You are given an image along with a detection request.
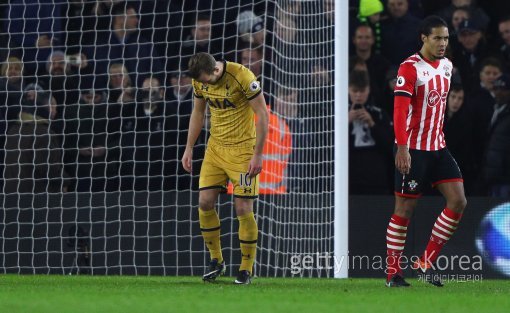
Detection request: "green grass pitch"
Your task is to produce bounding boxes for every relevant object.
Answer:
[0,275,509,313]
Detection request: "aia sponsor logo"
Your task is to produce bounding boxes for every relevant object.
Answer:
[426,89,448,107]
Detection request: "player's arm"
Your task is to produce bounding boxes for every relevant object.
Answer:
[182,96,206,173]
[394,95,412,175]
[248,92,269,177]
[393,63,416,175]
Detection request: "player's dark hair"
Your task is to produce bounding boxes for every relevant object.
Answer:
[480,57,504,73]
[419,15,448,36]
[349,70,370,89]
[188,52,216,79]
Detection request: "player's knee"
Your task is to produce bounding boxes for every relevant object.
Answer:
[199,198,216,211]
[394,197,417,218]
[448,195,467,212]
[394,206,413,219]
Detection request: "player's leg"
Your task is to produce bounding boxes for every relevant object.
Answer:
[415,148,466,287]
[419,182,466,265]
[233,196,258,284]
[386,196,417,287]
[386,148,427,287]
[225,146,259,284]
[199,144,228,281]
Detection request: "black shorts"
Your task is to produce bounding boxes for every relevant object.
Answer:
[394,146,463,198]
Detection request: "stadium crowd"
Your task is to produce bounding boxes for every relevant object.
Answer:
[0,0,333,195]
[0,0,508,197]
[349,0,510,197]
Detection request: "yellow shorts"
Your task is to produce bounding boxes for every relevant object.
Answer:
[199,142,259,198]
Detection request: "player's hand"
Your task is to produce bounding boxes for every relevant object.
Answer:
[248,154,263,178]
[182,147,193,173]
[395,145,411,175]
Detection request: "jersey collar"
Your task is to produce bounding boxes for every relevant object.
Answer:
[418,52,440,69]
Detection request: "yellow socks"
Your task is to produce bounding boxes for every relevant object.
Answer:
[238,212,258,274]
[199,208,223,263]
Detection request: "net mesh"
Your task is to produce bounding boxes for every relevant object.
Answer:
[0,0,334,277]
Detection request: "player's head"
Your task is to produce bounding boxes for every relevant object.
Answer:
[419,16,449,60]
[188,52,220,84]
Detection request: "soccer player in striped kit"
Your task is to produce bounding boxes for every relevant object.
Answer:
[385,16,467,287]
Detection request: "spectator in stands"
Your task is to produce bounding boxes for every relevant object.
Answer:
[355,0,384,54]
[41,50,82,135]
[107,63,134,105]
[4,0,65,76]
[103,63,135,189]
[237,11,265,49]
[469,58,503,188]
[381,0,421,65]
[166,67,203,190]
[63,83,108,192]
[448,6,471,51]
[348,70,393,195]
[179,14,224,61]
[451,6,471,32]
[498,16,510,71]
[436,0,489,33]
[130,77,171,191]
[483,74,510,197]
[240,47,263,79]
[348,56,382,102]
[83,2,164,87]
[453,19,491,89]
[351,24,391,101]
[60,1,98,54]
[0,56,24,126]
[90,0,124,34]
[443,84,477,195]
[3,83,69,194]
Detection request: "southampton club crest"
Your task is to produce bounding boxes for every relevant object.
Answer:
[407,180,418,191]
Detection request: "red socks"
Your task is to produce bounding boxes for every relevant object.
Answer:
[386,214,409,280]
[421,207,462,264]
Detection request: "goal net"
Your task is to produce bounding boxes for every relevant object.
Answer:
[0,0,335,277]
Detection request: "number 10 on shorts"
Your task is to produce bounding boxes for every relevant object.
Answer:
[240,173,252,187]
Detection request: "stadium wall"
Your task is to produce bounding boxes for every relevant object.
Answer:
[0,193,507,279]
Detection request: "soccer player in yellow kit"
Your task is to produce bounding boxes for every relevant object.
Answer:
[182,52,268,284]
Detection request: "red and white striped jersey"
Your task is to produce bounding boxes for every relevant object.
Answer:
[394,53,452,151]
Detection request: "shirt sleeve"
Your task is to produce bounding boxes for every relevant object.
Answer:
[394,62,417,98]
[238,66,262,100]
[192,79,203,98]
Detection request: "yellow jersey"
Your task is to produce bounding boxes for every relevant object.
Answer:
[192,60,262,147]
